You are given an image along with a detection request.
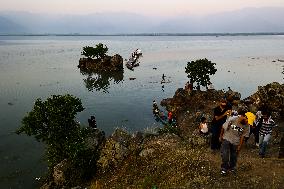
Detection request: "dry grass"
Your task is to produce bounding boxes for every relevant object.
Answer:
[90,134,284,189]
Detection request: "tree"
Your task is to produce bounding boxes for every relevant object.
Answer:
[81,46,96,59]
[16,94,85,167]
[185,58,217,89]
[81,43,108,60]
[16,94,102,185]
[95,43,108,59]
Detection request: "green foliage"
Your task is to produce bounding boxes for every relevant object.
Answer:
[16,94,85,167]
[16,94,101,184]
[81,46,96,59]
[81,43,108,59]
[185,58,217,89]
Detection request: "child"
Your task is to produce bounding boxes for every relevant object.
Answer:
[199,117,209,135]
[168,111,173,124]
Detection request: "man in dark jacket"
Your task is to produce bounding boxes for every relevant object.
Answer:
[211,98,232,150]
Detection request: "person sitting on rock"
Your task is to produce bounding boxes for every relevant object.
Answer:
[168,111,173,124]
[88,115,97,129]
[184,81,193,94]
[153,100,159,116]
[199,117,209,136]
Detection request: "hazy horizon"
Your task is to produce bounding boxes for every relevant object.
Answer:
[1,5,284,34]
[2,0,284,17]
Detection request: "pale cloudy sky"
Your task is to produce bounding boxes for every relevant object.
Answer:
[1,0,284,16]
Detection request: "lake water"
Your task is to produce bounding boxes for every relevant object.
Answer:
[0,35,283,188]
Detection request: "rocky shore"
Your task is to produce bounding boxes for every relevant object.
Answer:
[42,82,284,189]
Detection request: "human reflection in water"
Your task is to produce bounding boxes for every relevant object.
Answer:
[80,68,124,93]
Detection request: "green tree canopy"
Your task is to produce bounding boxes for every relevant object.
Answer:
[16,94,85,167]
[81,43,108,59]
[185,58,217,89]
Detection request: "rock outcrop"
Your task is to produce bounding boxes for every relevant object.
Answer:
[97,129,145,171]
[161,82,283,137]
[243,82,284,119]
[78,54,123,72]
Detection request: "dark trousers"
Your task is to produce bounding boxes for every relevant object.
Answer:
[211,125,222,150]
[221,140,237,171]
[245,126,260,144]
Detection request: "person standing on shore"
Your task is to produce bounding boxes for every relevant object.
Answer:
[219,110,249,175]
[258,110,278,158]
[211,98,232,151]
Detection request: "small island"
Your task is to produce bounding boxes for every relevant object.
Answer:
[78,43,123,72]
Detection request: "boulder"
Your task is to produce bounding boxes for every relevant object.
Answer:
[84,128,106,151]
[97,129,133,170]
[53,159,69,186]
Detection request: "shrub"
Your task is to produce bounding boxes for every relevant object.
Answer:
[81,43,108,59]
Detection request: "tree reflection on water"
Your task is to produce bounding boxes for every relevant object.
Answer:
[80,68,124,93]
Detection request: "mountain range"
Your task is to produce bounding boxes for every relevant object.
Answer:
[0,7,284,34]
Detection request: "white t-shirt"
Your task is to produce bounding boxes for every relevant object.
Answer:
[222,116,249,145]
[200,123,208,133]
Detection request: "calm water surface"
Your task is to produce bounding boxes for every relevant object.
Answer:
[0,35,283,188]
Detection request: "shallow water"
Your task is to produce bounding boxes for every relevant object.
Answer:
[0,35,283,188]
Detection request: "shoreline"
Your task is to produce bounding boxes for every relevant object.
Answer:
[1,32,284,37]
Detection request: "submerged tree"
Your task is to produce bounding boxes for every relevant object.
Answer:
[185,58,217,89]
[81,43,108,60]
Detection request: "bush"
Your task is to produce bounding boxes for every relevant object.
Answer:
[81,43,108,59]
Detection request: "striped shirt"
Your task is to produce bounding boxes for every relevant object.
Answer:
[259,117,277,135]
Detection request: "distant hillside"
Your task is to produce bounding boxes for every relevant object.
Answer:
[1,7,284,34]
[154,7,284,33]
[0,16,27,34]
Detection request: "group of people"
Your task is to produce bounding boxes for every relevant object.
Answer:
[127,49,142,68]
[131,49,142,60]
[206,98,278,175]
[153,100,175,125]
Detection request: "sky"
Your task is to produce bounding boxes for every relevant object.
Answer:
[1,0,284,16]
